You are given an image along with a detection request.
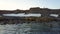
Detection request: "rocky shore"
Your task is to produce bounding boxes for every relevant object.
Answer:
[0,16,58,24]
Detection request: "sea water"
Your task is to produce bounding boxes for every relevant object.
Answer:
[0,22,60,34]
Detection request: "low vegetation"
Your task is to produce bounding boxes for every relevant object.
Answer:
[25,17,55,22]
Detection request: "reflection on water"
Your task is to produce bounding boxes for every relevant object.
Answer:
[3,13,41,17]
[0,22,60,34]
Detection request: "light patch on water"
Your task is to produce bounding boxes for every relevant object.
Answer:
[3,13,41,17]
[50,14,58,17]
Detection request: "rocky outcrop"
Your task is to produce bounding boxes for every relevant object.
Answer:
[0,7,60,14]
[0,7,60,24]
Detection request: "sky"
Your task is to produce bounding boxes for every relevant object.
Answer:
[0,0,60,10]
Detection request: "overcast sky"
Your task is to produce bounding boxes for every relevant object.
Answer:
[0,0,60,10]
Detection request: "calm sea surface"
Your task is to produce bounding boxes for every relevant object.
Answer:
[0,22,60,34]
